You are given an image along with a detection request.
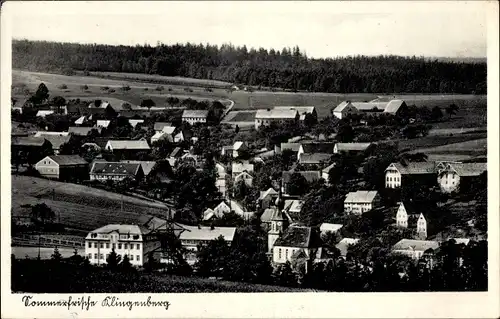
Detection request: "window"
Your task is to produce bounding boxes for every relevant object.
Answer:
[125,243,128,250]
[137,244,141,250]
[94,253,97,259]
[106,254,109,260]
[100,254,103,259]
[94,242,97,248]
[130,255,134,261]
[278,248,282,259]
[118,243,122,249]
[88,242,92,248]
[88,254,92,259]
[106,243,109,249]
[100,243,104,249]
[136,255,140,262]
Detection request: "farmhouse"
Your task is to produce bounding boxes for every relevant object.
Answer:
[85,224,144,266]
[334,142,373,154]
[437,162,487,193]
[297,142,335,161]
[385,162,438,188]
[151,126,176,144]
[395,202,428,239]
[234,171,253,187]
[182,110,209,125]
[90,161,145,182]
[35,155,89,182]
[128,119,144,128]
[332,100,408,119]
[119,160,157,177]
[344,190,381,214]
[174,128,192,143]
[74,116,88,126]
[11,136,53,165]
[273,106,317,121]
[174,224,237,265]
[321,163,336,183]
[258,188,279,210]
[254,108,299,129]
[298,153,332,165]
[391,239,440,259]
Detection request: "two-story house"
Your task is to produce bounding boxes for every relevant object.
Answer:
[254,108,299,129]
[437,162,487,193]
[385,161,438,189]
[35,155,89,182]
[90,161,145,182]
[391,239,440,259]
[182,110,209,125]
[344,190,381,214]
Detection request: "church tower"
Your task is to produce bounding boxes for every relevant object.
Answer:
[267,180,288,253]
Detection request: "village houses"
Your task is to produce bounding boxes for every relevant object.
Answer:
[182,110,209,125]
[221,141,249,158]
[90,161,145,182]
[35,155,89,182]
[395,201,428,239]
[391,239,440,259]
[254,108,299,129]
[436,162,487,193]
[332,99,407,119]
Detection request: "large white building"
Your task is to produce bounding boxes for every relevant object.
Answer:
[395,202,428,239]
[85,224,144,266]
[182,110,209,125]
[254,108,299,129]
[392,239,440,259]
[384,162,438,189]
[436,162,487,193]
[344,190,381,214]
[332,100,407,119]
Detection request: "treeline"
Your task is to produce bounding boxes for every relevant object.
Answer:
[13,39,486,94]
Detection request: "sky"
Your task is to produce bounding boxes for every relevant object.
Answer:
[5,1,490,59]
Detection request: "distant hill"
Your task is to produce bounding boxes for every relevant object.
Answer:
[12,39,486,94]
[431,57,487,64]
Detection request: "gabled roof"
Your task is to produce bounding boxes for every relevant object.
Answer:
[232,162,254,174]
[259,188,278,200]
[90,162,142,176]
[392,239,440,252]
[399,201,426,216]
[34,131,70,137]
[120,160,157,176]
[261,208,276,223]
[387,162,437,175]
[301,142,335,154]
[255,109,298,119]
[151,131,168,141]
[320,223,343,234]
[351,102,388,112]
[106,139,150,150]
[442,163,487,177]
[333,101,353,113]
[281,143,302,152]
[89,101,110,108]
[128,119,144,128]
[41,155,88,166]
[235,171,253,180]
[384,100,406,114]
[233,141,246,150]
[335,143,372,152]
[154,122,173,131]
[282,171,321,183]
[182,110,209,118]
[344,190,379,203]
[299,153,332,164]
[274,225,322,248]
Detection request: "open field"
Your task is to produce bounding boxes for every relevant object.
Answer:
[11,247,81,259]
[397,132,487,152]
[412,138,487,155]
[12,70,486,127]
[11,175,169,232]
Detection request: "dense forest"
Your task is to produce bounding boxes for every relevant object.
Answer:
[13,39,487,94]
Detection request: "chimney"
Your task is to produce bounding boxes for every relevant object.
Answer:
[210,224,215,230]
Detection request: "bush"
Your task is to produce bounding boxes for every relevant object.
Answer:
[184,87,193,93]
[80,85,89,91]
[101,86,109,91]
[108,89,116,93]
[168,87,173,92]
[155,86,164,91]
[57,84,68,90]
[121,85,131,91]
[144,88,149,91]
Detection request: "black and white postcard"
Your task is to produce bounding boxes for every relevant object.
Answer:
[1,1,499,318]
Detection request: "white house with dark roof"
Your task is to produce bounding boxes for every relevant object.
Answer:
[234,171,253,187]
[231,162,254,178]
[385,162,438,188]
[119,160,157,177]
[344,190,381,214]
[392,239,440,259]
[254,108,299,129]
[182,110,209,125]
[320,223,343,236]
[321,163,336,184]
[332,101,360,119]
[85,224,144,266]
[273,106,317,121]
[221,141,248,158]
[436,162,487,193]
[128,119,144,129]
